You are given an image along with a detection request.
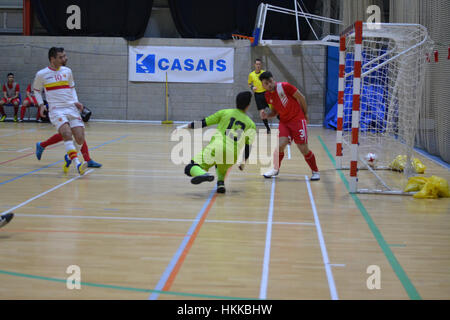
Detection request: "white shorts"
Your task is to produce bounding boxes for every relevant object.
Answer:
[49,106,84,131]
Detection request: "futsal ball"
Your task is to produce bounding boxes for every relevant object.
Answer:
[365,153,377,167]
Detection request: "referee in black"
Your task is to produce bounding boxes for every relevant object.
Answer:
[248,58,271,133]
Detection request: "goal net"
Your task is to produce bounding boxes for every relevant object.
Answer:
[335,21,433,194]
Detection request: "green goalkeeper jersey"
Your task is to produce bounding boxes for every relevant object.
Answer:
[204,108,256,159]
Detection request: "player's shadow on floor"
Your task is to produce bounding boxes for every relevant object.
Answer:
[184,187,246,198]
[183,191,215,199]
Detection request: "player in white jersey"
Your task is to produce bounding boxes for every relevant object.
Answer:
[32,47,87,175]
[34,49,102,172]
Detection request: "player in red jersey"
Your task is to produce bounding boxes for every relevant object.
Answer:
[0,73,20,122]
[19,84,42,122]
[259,71,319,181]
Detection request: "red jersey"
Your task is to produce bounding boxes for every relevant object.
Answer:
[3,82,20,98]
[264,82,305,122]
[26,84,34,96]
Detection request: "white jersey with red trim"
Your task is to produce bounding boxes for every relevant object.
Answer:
[32,66,78,109]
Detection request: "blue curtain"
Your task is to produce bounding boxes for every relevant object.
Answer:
[324,47,389,132]
[324,46,339,128]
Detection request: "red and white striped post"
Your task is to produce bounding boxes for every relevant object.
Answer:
[335,35,346,169]
[349,21,363,193]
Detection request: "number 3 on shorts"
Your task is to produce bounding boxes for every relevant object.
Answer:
[299,129,305,139]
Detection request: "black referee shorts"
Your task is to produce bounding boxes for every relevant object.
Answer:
[254,92,269,111]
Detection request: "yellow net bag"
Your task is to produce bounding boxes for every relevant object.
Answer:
[390,155,426,174]
[405,175,450,199]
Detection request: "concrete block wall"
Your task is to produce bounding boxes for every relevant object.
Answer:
[0,36,326,124]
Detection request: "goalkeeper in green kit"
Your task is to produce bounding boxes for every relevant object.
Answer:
[178,91,256,194]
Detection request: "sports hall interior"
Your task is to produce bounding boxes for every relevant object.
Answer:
[0,0,448,300]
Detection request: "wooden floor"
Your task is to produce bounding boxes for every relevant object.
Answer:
[0,122,449,300]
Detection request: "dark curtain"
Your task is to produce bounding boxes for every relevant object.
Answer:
[32,0,153,40]
[168,0,319,40]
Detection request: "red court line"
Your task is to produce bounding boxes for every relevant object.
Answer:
[162,192,218,291]
[0,143,62,166]
[1,229,186,238]
[161,169,231,292]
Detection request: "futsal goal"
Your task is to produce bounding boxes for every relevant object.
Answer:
[335,21,433,194]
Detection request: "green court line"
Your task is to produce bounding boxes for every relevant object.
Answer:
[318,136,421,300]
[0,269,255,300]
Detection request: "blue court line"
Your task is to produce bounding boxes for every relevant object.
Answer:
[148,187,217,300]
[414,147,450,170]
[0,135,129,187]
[0,162,64,186]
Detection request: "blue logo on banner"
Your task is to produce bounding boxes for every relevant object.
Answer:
[136,53,228,74]
[136,54,155,73]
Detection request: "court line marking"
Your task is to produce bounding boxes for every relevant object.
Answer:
[259,177,276,299]
[0,228,186,238]
[0,170,94,216]
[0,143,63,166]
[0,171,188,180]
[14,213,314,226]
[17,147,32,153]
[0,135,128,186]
[149,188,218,300]
[413,147,450,170]
[318,135,421,300]
[305,175,339,300]
[0,269,253,300]
[0,162,65,186]
[0,128,36,138]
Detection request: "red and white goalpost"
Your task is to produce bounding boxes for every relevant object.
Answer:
[336,21,433,194]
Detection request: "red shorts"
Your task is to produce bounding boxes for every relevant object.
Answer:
[279,118,308,144]
[1,97,20,105]
[24,96,38,106]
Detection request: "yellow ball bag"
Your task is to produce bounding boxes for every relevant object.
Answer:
[413,181,439,199]
[412,158,426,174]
[429,176,450,197]
[404,176,429,192]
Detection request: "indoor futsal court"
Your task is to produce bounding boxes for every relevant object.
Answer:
[0,0,449,302]
[0,123,449,300]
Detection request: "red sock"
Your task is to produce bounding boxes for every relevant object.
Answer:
[13,105,19,116]
[20,106,26,120]
[304,151,319,172]
[41,133,64,148]
[0,105,5,116]
[81,142,91,162]
[275,151,285,170]
[36,110,40,120]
